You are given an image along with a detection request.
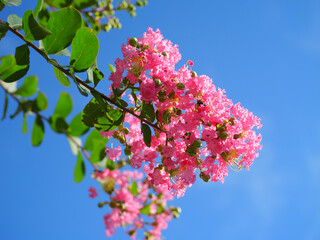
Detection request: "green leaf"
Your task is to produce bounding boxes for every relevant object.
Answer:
[22,114,27,133]
[84,128,108,151]
[141,123,151,147]
[90,139,106,163]
[4,0,21,6]
[106,158,116,170]
[53,92,72,118]
[0,0,5,11]
[1,92,8,120]
[31,116,44,146]
[45,0,73,8]
[7,14,22,30]
[15,75,38,97]
[140,204,151,215]
[43,7,82,54]
[49,113,69,133]
[74,151,85,183]
[91,90,110,112]
[156,204,164,214]
[53,66,70,87]
[73,0,96,9]
[69,67,89,96]
[70,27,99,72]
[108,64,116,73]
[86,66,104,87]
[0,21,8,40]
[22,10,52,41]
[130,88,141,109]
[34,0,43,18]
[0,45,30,82]
[141,101,155,122]
[81,97,108,127]
[129,181,138,197]
[68,113,89,136]
[94,110,123,132]
[35,91,48,111]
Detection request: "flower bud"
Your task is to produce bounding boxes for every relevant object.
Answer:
[176,83,185,90]
[191,71,197,77]
[219,131,229,140]
[199,172,211,182]
[158,89,166,97]
[129,37,138,47]
[124,145,132,155]
[234,132,244,139]
[102,178,114,194]
[123,127,130,134]
[192,139,202,148]
[168,90,175,98]
[153,78,162,87]
[161,51,168,57]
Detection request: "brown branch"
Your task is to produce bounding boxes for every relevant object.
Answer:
[2,21,164,133]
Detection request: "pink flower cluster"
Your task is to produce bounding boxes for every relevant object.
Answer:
[92,168,175,239]
[108,28,262,197]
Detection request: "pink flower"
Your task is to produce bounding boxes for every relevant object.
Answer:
[105,146,122,161]
[88,187,98,198]
[187,60,194,66]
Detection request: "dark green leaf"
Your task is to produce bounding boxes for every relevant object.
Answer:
[7,14,22,30]
[69,67,89,96]
[86,66,104,87]
[83,13,100,34]
[49,113,68,133]
[34,0,43,18]
[0,45,30,82]
[70,27,99,72]
[84,128,108,151]
[43,7,82,54]
[1,92,8,120]
[73,0,96,9]
[31,116,44,146]
[74,151,85,183]
[129,181,138,197]
[108,63,116,73]
[22,113,27,133]
[141,101,155,122]
[156,205,164,214]
[10,103,21,118]
[0,0,5,11]
[90,139,106,163]
[23,10,52,41]
[0,20,8,40]
[106,158,116,170]
[35,91,48,111]
[91,90,110,112]
[81,97,107,127]
[68,113,89,136]
[141,123,151,147]
[130,88,141,109]
[45,0,72,8]
[4,0,21,6]
[140,204,151,215]
[53,92,72,118]
[53,66,70,87]
[94,110,123,132]
[15,75,38,97]
[116,98,128,108]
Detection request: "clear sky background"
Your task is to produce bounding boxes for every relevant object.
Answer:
[1,0,320,239]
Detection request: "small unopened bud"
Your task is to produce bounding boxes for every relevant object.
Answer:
[168,90,175,99]
[174,108,182,115]
[153,78,162,87]
[124,145,132,155]
[98,202,107,208]
[199,172,211,182]
[129,37,138,47]
[123,127,130,134]
[219,131,229,140]
[234,132,244,139]
[191,71,197,77]
[193,139,202,148]
[161,51,168,57]
[158,89,166,97]
[102,178,114,194]
[176,83,185,90]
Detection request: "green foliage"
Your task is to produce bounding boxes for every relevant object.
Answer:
[49,113,68,133]
[22,10,52,41]
[0,0,5,11]
[74,151,85,183]
[0,21,8,40]
[7,14,22,30]
[31,115,45,146]
[1,92,8,120]
[129,181,138,197]
[35,91,48,111]
[45,0,73,8]
[141,123,151,147]
[70,27,99,72]
[53,66,70,87]
[106,158,116,170]
[34,0,43,18]
[53,92,73,119]
[94,109,123,132]
[22,114,28,133]
[15,75,38,97]
[140,204,151,215]
[81,97,109,127]
[42,7,82,54]
[0,45,30,83]
[140,101,155,122]
[90,139,106,163]
[68,113,89,136]
[84,128,108,151]
[86,66,104,87]
[73,0,96,9]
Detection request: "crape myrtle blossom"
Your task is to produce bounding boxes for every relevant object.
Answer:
[91,167,178,239]
[106,27,262,198]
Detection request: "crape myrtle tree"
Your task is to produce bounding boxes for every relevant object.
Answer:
[0,0,262,239]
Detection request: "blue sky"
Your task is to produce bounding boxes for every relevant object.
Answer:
[1,0,320,239]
